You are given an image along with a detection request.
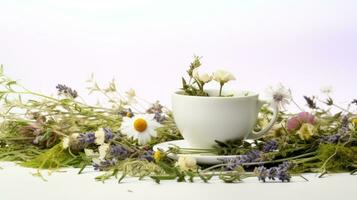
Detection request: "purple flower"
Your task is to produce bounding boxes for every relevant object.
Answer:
[267,167,277,180]
[153,112,165,123]
[56,84,78,98]
[276,162,291,182]
[276,168,291,182]
[93,159,117,171]
[223,150,262,170]
[321,134,341,144]
[146,101,164,114]
[255,166,268,182]
[263,140,278,152]
[78,132,95,145]
[110,145,129,159]
[141,150,154,162]
[340,115,349,134]
[103,128,114,142]
[303,96,317,109]
[256,162,292,182]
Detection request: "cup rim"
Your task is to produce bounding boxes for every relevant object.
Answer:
[173,89,259,99]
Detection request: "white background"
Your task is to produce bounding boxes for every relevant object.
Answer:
[1,0,357,107]
[1,1,357,200]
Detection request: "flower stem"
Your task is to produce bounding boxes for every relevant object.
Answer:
[219,83,224,97]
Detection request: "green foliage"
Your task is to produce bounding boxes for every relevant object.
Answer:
[21,144,85,169]
[317,144,357,172]
[181,56,209,96]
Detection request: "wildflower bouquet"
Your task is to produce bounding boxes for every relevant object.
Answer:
[0,59,356,184]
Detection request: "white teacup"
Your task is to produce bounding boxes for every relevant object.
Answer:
[172,89,278,148]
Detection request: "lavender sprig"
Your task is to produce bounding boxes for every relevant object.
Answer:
[263,140,278,152]
[255,162,292,182]
[140,150,154,162]
[56,84,78,98]
[103,128,114,142]
[340,115,349,134]
[93,159,117,171]
[303,96,317,109]
[77,132,96,145]
[320,134,341,144]
[223,150,261,170]
[110,145,129,159]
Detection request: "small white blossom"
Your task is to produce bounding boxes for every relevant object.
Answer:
[320,86,333,95]
[192,68,212,83]
[62,137,70,149]
[62,133,80,149]
[95,129,105,145]
[265,83,291,110]
[175,155,197,171]
[84,148,99,158]
[212,69,236,84]
[98,143,110,160]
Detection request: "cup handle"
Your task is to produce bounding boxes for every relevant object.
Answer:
[246,100,279,140]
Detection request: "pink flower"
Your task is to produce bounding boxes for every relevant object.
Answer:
[287,116,300,132]
[287,112,316,132]
[297,112,316,124]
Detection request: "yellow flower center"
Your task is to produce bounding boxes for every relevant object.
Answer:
[133,118,148,132]
[154,151,162,162]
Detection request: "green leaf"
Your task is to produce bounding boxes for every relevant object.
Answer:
[6,80,17,87]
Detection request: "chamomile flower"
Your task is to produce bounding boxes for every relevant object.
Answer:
[265,84,291,110]
[120,114,161,145]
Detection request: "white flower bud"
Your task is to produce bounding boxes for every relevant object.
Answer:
[193,68,212,83]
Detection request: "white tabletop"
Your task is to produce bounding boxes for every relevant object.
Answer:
[0,162,356,200]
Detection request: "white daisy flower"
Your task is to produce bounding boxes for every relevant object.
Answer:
[95,129,105,145]
[120,114,161,145]
[192,68,212,83]
[265,83,291,110]
[212,69,236,84]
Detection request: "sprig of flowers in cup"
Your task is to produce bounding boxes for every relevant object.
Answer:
[181,56,236,97]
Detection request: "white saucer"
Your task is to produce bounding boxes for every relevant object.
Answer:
[153,140,239,165]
